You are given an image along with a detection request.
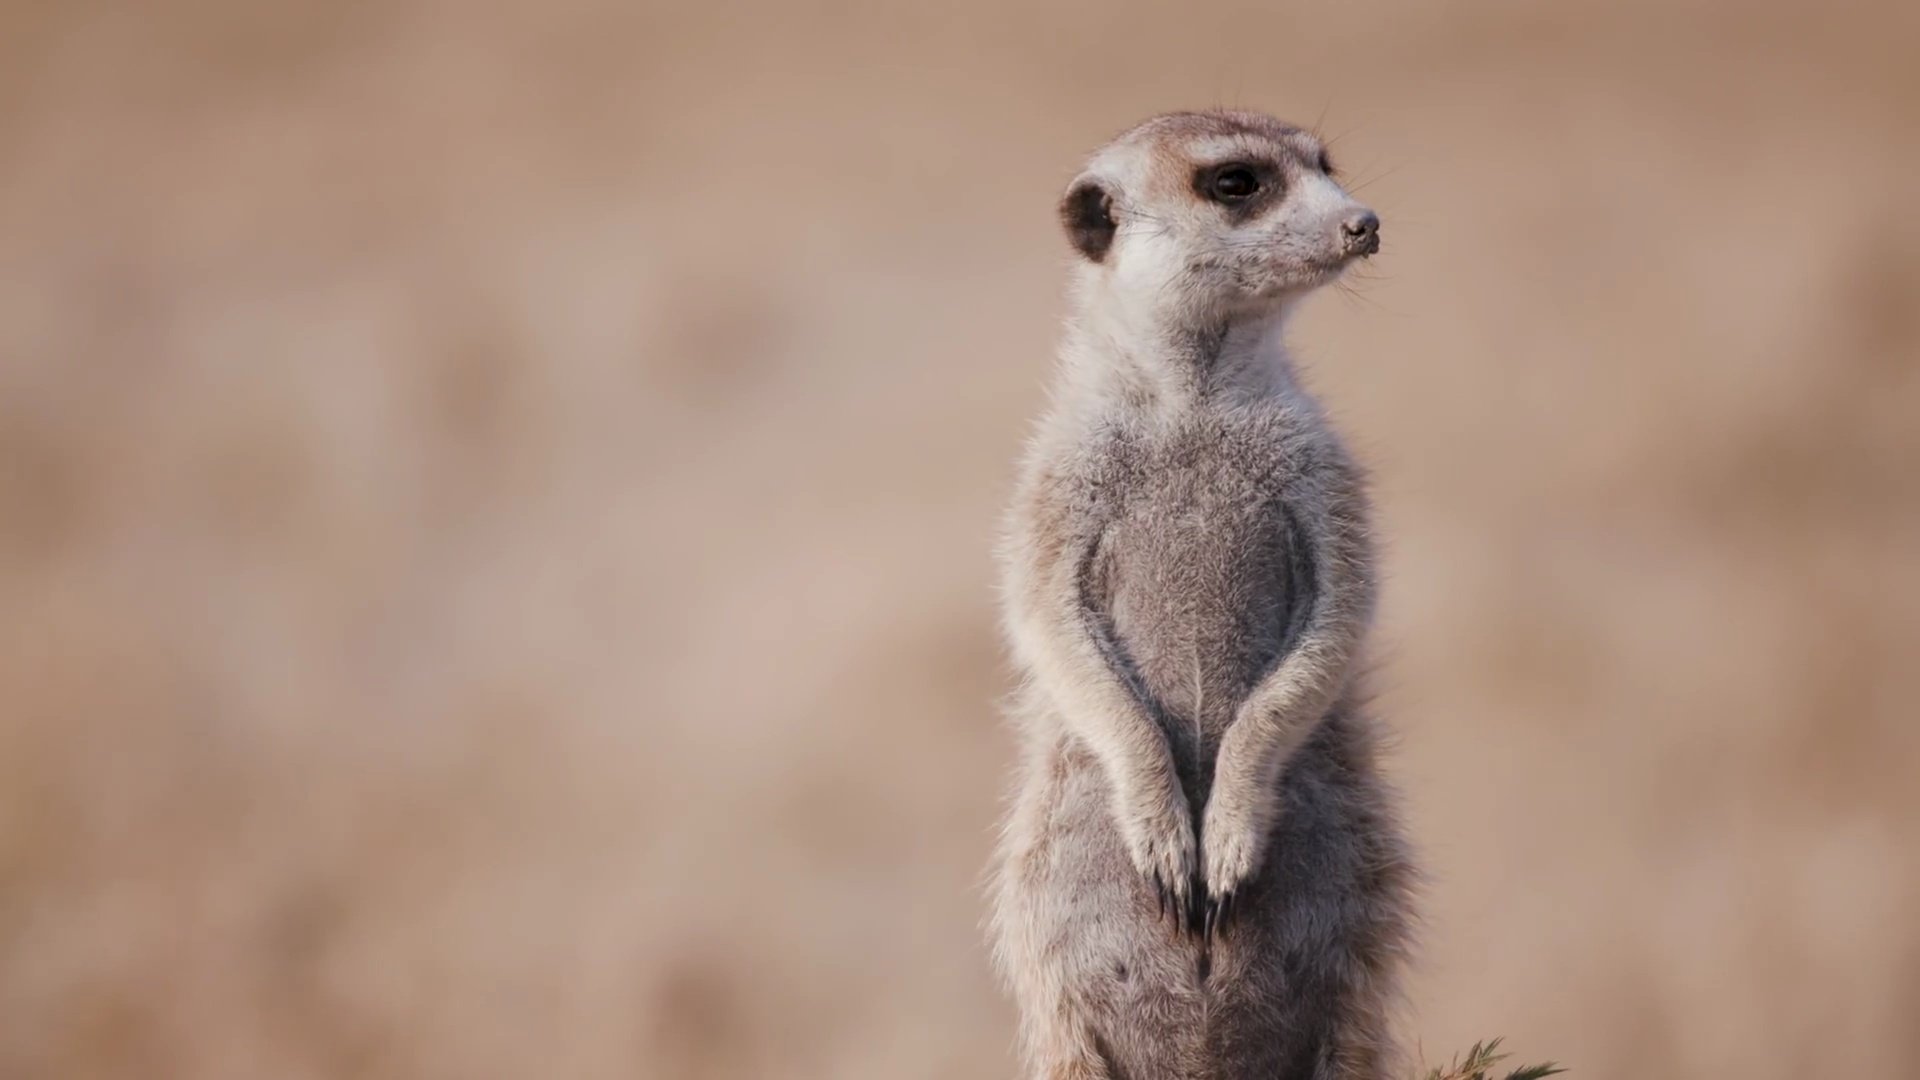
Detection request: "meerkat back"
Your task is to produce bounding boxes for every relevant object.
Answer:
[988,110,1418,1080]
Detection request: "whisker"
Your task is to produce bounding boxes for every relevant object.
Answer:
[1344,161,1405,195]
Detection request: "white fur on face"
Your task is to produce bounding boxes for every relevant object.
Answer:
[1111,211,1196,302]
[1287,171,1363,237]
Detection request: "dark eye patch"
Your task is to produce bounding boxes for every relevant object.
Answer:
[1192,161,1283,221]
[1316,149,1336,176]
[1209,166,1260,202]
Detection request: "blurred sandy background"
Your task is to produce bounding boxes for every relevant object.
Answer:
[2,1,1917,1077]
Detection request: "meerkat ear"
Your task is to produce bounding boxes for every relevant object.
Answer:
[1060,178,1116,263]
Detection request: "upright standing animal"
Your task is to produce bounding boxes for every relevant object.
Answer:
[989,110,1417,1080]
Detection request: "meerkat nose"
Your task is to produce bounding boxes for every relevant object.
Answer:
[1341,210,1381,255]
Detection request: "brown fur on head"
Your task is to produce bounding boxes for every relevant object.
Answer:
[1060,110,1380,319]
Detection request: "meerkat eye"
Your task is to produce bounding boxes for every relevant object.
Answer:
[1208,166,1261,203]
[1317,150,1336,176]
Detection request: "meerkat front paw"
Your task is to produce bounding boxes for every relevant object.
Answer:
[1117,792,1201,934]
[1199,794,1274,939]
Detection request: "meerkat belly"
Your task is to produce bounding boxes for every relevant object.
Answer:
[1096,481,1303,752]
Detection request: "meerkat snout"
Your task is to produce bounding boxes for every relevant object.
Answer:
[1342,208,1381,256]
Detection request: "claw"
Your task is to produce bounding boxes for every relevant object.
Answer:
[1209,889,1236,941]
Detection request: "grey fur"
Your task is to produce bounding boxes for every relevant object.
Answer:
[989,111,1417,1080]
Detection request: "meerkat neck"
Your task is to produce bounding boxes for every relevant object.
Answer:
[1061,288,1304,414]
[1211,308,1303,400]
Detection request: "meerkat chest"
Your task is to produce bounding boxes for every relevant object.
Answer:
[1090,417,1314,729]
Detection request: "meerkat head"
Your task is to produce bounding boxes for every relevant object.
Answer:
[1060,110,1379,324]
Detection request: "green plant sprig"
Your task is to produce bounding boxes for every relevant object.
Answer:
[1419,1036,1565,1080]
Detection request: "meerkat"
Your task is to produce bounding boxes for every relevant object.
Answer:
[988,110,1417,1080]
